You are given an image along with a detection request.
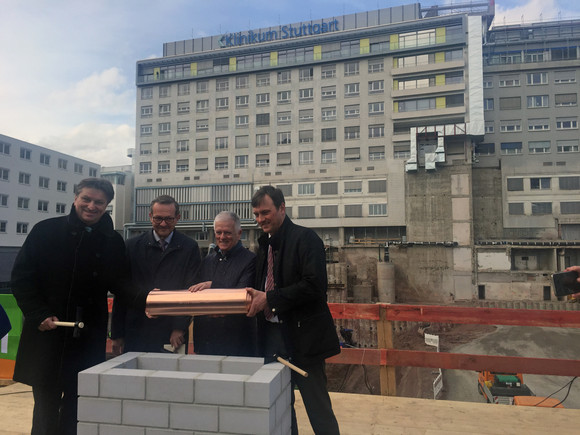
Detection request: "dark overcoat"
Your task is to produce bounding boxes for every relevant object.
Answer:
[255,216,340,365]
[111,229,201,352]
[11,208,140,387]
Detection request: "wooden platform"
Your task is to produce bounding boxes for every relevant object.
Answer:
[1,382,577,434]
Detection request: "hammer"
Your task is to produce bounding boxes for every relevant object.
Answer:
[274,354,308,378]
[53,308,84,338]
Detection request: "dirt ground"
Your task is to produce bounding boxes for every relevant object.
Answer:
[327,323,497,397]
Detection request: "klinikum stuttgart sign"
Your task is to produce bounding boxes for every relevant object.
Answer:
[219,19,339,48]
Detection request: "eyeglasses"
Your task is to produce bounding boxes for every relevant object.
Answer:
[151,216,176,224]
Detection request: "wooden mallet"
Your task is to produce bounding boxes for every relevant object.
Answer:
[274,354,308,377]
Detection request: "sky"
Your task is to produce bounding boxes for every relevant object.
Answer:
[1,0,579,167]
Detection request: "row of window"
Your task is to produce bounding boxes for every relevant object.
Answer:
[508,201,580,215]
[282,203,388,219]
[476,140,579,155]
[484,94,578,110]
[0,170,74,190]
[506,176,580,192]
[0,221,29,235]
[484,46,578,66]
[483,71,577,88]
[138,147,392,173]
[484,117,578,134]
[276,180,387,196]
[0,143,96,175]
[0,195,68,214]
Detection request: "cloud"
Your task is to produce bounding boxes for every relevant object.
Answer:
[494,0,578,25]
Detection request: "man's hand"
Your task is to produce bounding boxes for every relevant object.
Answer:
[38,316,59,332]
[169,329,186,349]
[188,281,212,292]
[111,338,124,356]
[564,266,580,298]
[246,288,268,317]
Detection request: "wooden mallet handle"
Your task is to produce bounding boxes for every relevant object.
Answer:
[276,356,308,377]
[53,321,85,329]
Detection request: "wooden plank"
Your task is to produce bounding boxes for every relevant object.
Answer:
[328,303,380,320]
[384,304,580,328]
[327,347,382,365]
[377,308,396,396]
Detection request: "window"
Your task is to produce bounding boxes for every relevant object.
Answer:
[17,222,29,235]
[344,126,360,140]
[18,197,30,209]
[39,176,49,189]
[299,88,313,101]
[158,161,170,173]
[256,154,270,167]
[177,102,190,114]
[344,147,360,161]
[321,205,338,218]
[0,168,9,181]
[299,130,313,144]
[369,146,385,160]
[216,97,229,110]
[345,204,362,217]
[196,81,209,93]
[321,107,337,121]
[141,87,153,99]
[369,204,387,216]
[215,156,228,170]
[369,179,387,193]
[527,72,548,85]
[299,67,313,81]
[321,128,336,142]
[344,181,362,193]
[557,140,579,153]
[195,158,208,171]
[140,124,152,136]
[277,90,291,104]
[368,80,384,94]
[298,183,315,195]
[500,120,521,132]
[321,182,338,195]
[20,148,31,160]
[176,160,189,172]
[299,151,314,165]
[256,93,270,105]
[235,155,249,169]
[277,152,291,166]
[236,95,249,108]
[344,61,359,76]
[527,95,549,108]
[299,109,313,123]
[561,202,580,214]
[158,142,170,154]
[159,122,171,134]
[256,133,269,147]
[216,78,229,91]
[89,168,97,177]
[139,162,152,174]
[177,121,189,133]
[236,75,249,89]
[177,140,190,152]
[369,102,384,115]
[277,70,291,84]
[530,177,550,190]
[559,176,580,190]
[0,194,7,206]
[344,104,360,118]
[215,137,228,150]
[485,122,494,134]
[18,172,30,185]
[159,85,170,98]
[528,118,550,131]
[484,98,494,111]
[321,86,336,99]
[178,82,190,96]
[321,64,336,79]
[236,115,249,128]
[499,97,521,110]
[555,93,577,107]
[344,83,360,97]
[476,143,495,156]
[196,138,208,152]
[368,60,384,73]
[141,105,152,117]
[277,111,291,125]
[500,142,523,155]
[256,113,270,126]
[235,135,249,149]
[298,206,315,219]
[532,202,552,215]
[508,203,524,215]
[556,117,577,130]
[528,141,550,154]
[277,132,291,145]
[554,70,576,84]
[56,203,67,214]
[38,200,49,212]
[499,76,520,87]
[321,149,336,164]
[196,100,209,112]
[0,221,5,233]
[369,124,385,138]
[256,73,270,87]
[159,104,171,116]
[216,117,228,131]
[57,180,67,192]
[483,78,493,88]
[507,178,524,191]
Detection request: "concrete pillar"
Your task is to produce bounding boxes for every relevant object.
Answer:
[377,262,395,303]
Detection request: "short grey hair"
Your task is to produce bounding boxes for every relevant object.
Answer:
[214,211,241,232]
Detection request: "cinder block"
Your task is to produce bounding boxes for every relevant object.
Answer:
[146,429,195,435]
[100,368,154,399]
[221,356,264,375]
[245,367,282,407]
[76,422,98,435]
[275,385,292,423]
[78,397,122,424]
[123,400,169,428]
[195,373,248,406]
[262,362,291,386]
[137,353,182,371]
[280,408,292,435]
[219,406,276,435]
[100,424,145,435]
[170,403,219,432]
[146,370,200,403]
[178,355,223,373]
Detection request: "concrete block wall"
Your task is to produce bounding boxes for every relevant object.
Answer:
[78,353,291,435]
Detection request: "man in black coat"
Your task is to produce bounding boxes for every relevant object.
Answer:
[11,178,147,435]
[188,211,257,356]
[111,195,201,353]
[247,185,340,435]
